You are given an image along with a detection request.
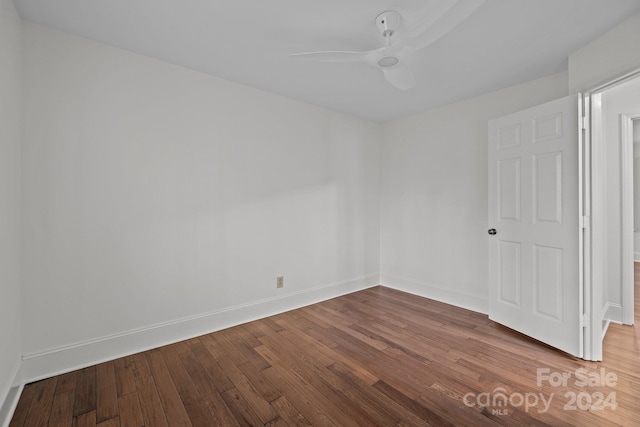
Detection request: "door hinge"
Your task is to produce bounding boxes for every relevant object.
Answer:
[579,216,590,229]
[579,115,587,130]
[580,314,589,328]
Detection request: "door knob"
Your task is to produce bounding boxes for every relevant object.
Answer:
[488,228,497,235]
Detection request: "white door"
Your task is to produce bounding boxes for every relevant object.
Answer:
[488,94,582,357]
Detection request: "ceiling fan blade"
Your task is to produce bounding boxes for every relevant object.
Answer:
[382,63,416,90]
[401,0,484,50]
[290,50,374,63]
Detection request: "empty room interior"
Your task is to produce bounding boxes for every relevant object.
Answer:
[2,0,640,426]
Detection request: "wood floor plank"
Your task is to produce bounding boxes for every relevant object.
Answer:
[293,317,380,386]
[73,367,97,417]
[235,360,281,403]
[258,331,393,426]
[188,340,235,393]
[374,379,458,427]
[221,387,268,426]
[316,325,439,396]
[178,350,240,426]
[95,416,119,427]
[159,345,214,427]
[113,357,136,397]
[146,351,193,427]
[225,325,271,371]
[210,339,278,424]
[131,353,151,380]
[327,362,432,427]
[48,391,75,427]
[22,377,57,427]
[299,309,390,352]
[95,362,119,423]
[269,396,312,427]
[117,393,144,427]
[73,410,96,427]
[135,375,168,427]
[263,416,289,427]
[10,277,640,427]
[167,340,192,355]
[257,344,359,427]
[261,361,344,427]
[54,372,77,396]
[261,331,404,425]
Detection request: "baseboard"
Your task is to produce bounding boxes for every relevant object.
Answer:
[379,273,488,315]
[21,273,379,383]
[602,302,623,324]
[634,252,640,262]
[0,362,24,427]
[602,319,612,339]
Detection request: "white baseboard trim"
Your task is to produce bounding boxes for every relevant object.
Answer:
[0,361,24,427]
[634,253,640,262]
[21,273,379,383]
[602,302,623,324]
[602,319,612,339]
[379,273,488,315]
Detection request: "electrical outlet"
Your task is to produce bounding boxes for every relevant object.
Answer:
[276,276,284,288]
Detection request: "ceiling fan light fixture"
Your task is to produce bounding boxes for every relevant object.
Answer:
[378,56,399,68]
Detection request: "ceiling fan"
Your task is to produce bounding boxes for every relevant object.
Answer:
[291,0,484,90]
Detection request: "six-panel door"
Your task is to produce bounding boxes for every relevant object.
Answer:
[488,94,581,357]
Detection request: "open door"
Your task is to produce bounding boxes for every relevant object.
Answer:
[488,94,582,357]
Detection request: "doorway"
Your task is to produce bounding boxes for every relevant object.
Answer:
[586,72,640,360]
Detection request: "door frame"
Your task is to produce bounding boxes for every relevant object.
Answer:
[584,68,640,360]
[620,113,637,326]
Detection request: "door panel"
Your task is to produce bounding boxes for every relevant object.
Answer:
[533,152,562,223]
[498,158,521,220]
[499,241,521,307]
[534,244,563,320]
[488,94,581,357]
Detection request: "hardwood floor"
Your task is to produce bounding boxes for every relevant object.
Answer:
[10,275,640,426]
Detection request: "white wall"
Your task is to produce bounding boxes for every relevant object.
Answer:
[21,23,381,380]
[0,0,23,419]
[600,78,640,322]
[569,11,640,92]
[379,72,569,313]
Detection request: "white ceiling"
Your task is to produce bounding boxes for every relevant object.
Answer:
[14,0,640,122]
